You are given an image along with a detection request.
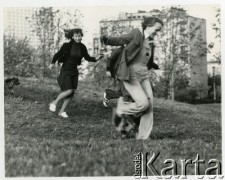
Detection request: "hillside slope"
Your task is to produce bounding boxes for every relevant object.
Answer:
[5,77,222,176]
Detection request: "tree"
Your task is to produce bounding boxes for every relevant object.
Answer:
[4,35,36,77]
[52,8,84,51]
[29,7,84,78]
[156,7,208,100]
[208,7,221,63]
[29,7,55,78]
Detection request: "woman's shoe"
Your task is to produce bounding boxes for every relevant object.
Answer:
[58,112,69,118]
[49,103,56,112]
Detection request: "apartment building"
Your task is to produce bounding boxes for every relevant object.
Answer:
[4,7,39,47]
[95,7,208,96]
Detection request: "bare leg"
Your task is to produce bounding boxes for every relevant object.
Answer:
[59,91,74,114]
[51,89,73,106]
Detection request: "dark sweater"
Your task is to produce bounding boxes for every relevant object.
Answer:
[51,39,96,65]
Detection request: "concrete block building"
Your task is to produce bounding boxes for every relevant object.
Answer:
[95,7,208,97]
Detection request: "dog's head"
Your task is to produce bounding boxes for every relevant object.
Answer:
[12,77,20,85]
[112,107,141,138]
[5,77,20,85]
[115,114,136,138]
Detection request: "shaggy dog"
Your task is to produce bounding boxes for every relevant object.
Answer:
[4,77,20,95]
[112,108,141,138]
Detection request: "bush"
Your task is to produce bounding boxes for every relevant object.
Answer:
[194,98,221,104]
[175,88,198,104]
[4,35,36,77]
[208,74,221,100]
[153,78,169,98]
[4,34,62,79]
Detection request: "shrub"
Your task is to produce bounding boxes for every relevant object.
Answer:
[4,35,36,77]
[208,74,221,100]
[175,88,198,104]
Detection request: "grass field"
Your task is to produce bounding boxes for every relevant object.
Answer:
[4,77,222,177]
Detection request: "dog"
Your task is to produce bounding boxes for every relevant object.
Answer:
[4,77,20,95]
[112,108,141,138]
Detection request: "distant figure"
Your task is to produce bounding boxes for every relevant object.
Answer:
[101,17,163,139]
[49,28,102,118]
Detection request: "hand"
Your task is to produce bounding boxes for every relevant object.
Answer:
[152,62,159,70]
[96,54,104,61]
[48,64,55,70]
[101,51,112,58]
[106,71,111,77]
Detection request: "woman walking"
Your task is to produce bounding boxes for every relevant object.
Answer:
[101,17,163,139]
[49,28,102,118]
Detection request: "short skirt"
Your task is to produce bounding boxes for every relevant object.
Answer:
[57,68,79,91]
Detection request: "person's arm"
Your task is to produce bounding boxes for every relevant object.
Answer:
[106,47,123,71]
[82,44,96,62]
[101,29,136,46]
[51,43,66,64]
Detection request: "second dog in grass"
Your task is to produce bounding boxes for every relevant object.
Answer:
[4,77,20,95]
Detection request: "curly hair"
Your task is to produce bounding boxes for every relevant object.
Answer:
[64,28,83,40]
[141,17,164,30]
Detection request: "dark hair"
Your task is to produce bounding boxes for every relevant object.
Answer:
[64,28,83,40]
[141,17,164,30]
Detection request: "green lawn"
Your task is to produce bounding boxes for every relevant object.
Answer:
[5,77,222,177]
